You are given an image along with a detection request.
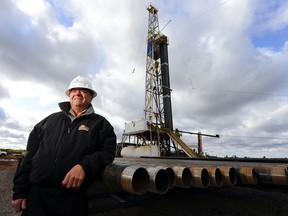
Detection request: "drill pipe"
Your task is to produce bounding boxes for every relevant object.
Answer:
[146,167,170,194]
[115,158,212,188]
[156,166,176,189]
[113,160,175,189]
[171,166,193,188]
[114,157,288,187]
[205,167,223,187]
[142,164,189,189]
[113,159,171,194]
[238,167,258,185]
[254,166,288,185]
[268,166,287,185]
[102,164,149,194]
[190,167,210,188]
[218,166,238,186]
[114,160,190,190]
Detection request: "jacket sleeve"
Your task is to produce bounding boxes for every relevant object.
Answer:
[12,121,43,200]
[79,118,117,179]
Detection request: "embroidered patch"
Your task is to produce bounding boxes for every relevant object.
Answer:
[78,125,89,131]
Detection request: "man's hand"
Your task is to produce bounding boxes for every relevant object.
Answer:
[12,198,26,212]
[62,164,85,189]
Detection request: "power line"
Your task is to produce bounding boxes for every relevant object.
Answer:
[169,0,232,92]
[175,0,232,28]
[160,20,171,32]
[221,134,288,140]
[194,88,288,97]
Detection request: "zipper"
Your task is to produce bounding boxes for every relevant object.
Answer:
[54,120,71,164]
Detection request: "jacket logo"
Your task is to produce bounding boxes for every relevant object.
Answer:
[78,125,89,131]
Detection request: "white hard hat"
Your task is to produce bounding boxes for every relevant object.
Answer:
[65,75,97,98]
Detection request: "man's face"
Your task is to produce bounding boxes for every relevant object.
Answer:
[69,88,93,110]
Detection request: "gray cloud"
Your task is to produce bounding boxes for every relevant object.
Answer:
[0,107,7,122]
[0,0,287,158]
[0,128,25,140]
[0,0,100,95]
[0,84,9,99]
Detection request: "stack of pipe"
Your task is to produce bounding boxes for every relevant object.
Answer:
[254,165,288,185]
[99,157,288,195]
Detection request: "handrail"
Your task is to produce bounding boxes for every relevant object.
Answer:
[165,128,198,157]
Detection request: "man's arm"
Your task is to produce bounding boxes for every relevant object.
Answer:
[12,121,43,201]
[12,198,26,213]
[79,118,117,178]
[62,164,86,189]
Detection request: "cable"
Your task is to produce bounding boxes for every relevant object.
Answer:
[168,0,233,93]
[175,0,232,29]
[194,88,288,97]
[160,20,171,32]
[221,134,288,140]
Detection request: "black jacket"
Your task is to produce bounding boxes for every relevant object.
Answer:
[13,102,116,200]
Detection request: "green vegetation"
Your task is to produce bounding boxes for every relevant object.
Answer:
[0,149,26,155]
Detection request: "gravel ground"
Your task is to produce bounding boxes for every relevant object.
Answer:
[88,185,288,216]
[1,158,288,216]
[0,168,21,216]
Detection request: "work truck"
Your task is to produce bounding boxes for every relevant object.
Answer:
[0,150,7,157]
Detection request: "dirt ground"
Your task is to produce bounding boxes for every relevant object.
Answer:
[88,184,288,216]
[0,156,20,171]
[1,156,288,216]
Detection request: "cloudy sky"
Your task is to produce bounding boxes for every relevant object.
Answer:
[0,0,288,158]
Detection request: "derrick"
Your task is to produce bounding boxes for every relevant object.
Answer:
[119,4,198,157]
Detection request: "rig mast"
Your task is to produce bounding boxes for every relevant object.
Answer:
[120,4,198,157]
[144,4,174,155]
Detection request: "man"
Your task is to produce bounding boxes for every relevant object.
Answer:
[12,75,117,215]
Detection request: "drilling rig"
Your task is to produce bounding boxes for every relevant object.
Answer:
[89,5,288,208]
[89,6,288,211]
[119,4,199,158]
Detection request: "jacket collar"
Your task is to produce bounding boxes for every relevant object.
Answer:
[58,101,94,116]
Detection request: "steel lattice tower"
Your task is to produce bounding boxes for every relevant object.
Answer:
[144,4,164,130]
[120,4,199,157]
[144,5,162,125]
[143,4,174,155]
